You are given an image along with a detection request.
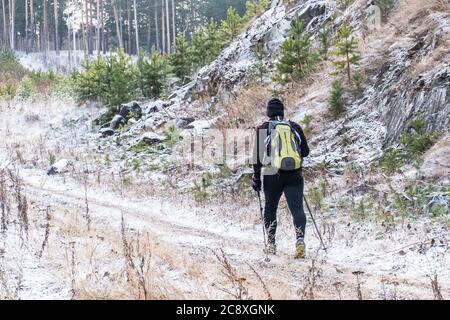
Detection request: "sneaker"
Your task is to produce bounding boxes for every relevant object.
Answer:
[264,243,277,255]
[295,239,306,259]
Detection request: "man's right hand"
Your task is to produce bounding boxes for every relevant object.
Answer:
[252,175,262,192]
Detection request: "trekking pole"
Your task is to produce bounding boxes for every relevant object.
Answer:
[303,195,327,251]
[257,191,268,251]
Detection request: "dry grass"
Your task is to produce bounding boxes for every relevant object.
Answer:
[361,0,450,76]
[214,85,269,129]
[213,249,250,300]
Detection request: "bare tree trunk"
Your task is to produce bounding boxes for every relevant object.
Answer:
[126,0,131,54]
[146,2,151,52]
[112,0,123,49]
[85,0,91,55]
[171,0,175,43]
[9,0,15,50]
[161,0,165,53]
[54,0,59,55]
[96,0,100,55]
[154,0,159,52]
[83,0,88,54]
[1,0,7,45]
[43,0,48,54]
[165,0,170,52]
[25,0,28,52]
[29,0,35,51]
[101,0,106,53]
[73,27,76,52]
[68,25,71,66]
[133,0,139,55]
[89,0,94,54]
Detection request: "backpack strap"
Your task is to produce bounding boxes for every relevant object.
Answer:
[288,120,302,145]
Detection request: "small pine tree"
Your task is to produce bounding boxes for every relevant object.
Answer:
[332,23,361,84]
[169,33,193,84]
[318,25,331,60]
[328,80,345,118]
[103,50,138,107]
[274,18,317,83]
[72,50,138,108]
[249,43,268,83]
[191,20,224,69]
[243,0,270,21]
[137,52,172,99]
[221,7,243,42]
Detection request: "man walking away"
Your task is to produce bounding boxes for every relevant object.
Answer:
[252,98,310,259]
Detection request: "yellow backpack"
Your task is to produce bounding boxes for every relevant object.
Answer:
[265,120,302,171]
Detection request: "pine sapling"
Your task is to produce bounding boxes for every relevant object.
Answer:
[332,23,361,84]
[328,80,346,118]
[274,18,317,83]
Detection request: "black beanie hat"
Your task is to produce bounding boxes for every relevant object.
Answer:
[267,98,285,118]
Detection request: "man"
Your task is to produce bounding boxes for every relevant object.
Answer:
[252,98,310,259]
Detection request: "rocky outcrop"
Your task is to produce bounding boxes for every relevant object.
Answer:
[173,0,331,102]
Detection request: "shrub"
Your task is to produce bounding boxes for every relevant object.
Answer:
[328,80,346,118]
[169,34,193,84]
[71,56,109,104]
[0,77,17,100]
[400,117,440,158]
[164,125,182,148]
[308,186,324,211]
[191,20,225,69]
[72,50,138,108]
[380,147,405,173]
[221,7,243,42]
[17,75,36,99]
[274,18,317,83]
[244,0,270,21]
[137,52,171,99]
[380,117,440,172]
[0,46,27,79]
[301,114,314,136]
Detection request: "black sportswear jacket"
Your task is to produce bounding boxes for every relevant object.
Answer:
[253,120,310,180]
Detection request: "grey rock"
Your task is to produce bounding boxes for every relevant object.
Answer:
[47,159,73,176]
[140,132,165,145]
[144,100,170,114]
[176,117,196,129]
[99,128,115,137]
[119,101,142,121]
[110,114,126,129]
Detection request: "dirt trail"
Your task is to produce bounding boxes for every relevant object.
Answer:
[18,169,444,300]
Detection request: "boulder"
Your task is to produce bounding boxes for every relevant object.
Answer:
[99,128,115,138]
[139,132,165,146]
[143,100,170,114]
[176,117,196,129]
[47,159,73,176]
[110,114,126,129]
[119,101,142,121]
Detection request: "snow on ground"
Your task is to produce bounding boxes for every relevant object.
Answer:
[16,50,86,73]
[1,97,449,299]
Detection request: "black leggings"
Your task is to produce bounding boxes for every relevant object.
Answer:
[263,170,306,244]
